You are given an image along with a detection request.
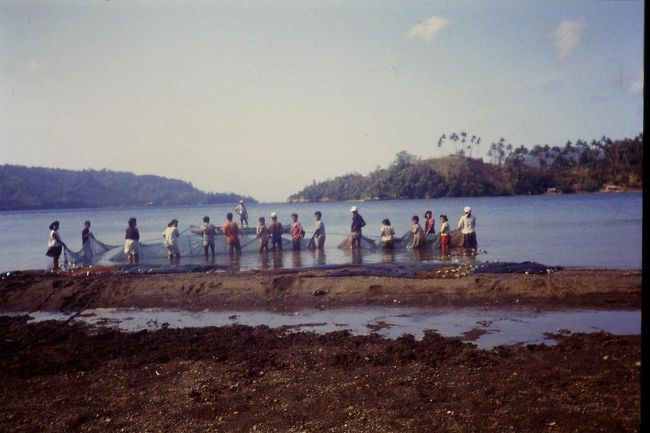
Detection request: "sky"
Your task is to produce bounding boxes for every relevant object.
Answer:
[0,0,644,202]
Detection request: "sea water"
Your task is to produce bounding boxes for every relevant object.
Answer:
[0,192,642,272]
[21,307,642,350]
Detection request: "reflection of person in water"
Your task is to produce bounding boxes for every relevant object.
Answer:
[311,248,326,266]
[291,249,302,268]
[351,248,363,265]
[272,250,283,268]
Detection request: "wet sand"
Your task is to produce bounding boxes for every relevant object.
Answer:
[0,266,642,432]
[0,266,641,312]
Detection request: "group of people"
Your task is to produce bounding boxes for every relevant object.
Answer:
[354,205,477,257]
[45,202,477,270]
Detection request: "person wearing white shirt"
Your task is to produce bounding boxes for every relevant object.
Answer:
[457,206,477,255]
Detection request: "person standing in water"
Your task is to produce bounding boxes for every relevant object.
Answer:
[200,216,218,260]
[124,217,140,264]
[46,221,68,271]
[313,211,326,250]
[268,212,283,251]
[439,214,450,258]
[235,200,249,228]
[223,212,241,255]
[410,215,425,249]
[424,211,435,236]
[81,220,95,264]
[380,218,395,249]
[290,213,305,251]
[458,206,477,255]
[256,216,269,253]
[350,206,366,249]
[163,219,181,263]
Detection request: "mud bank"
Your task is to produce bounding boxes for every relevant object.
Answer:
[0,317,640,433]
[0,267,641,312]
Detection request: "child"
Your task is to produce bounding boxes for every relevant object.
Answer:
[163,219,181,262]
[256,217,269,253]
[379,218,395,249]
[46,221,68,270]
[439,214,450,258]
[201,216,218,259]
[410,215,425,249]
[290,213,305,251]
[223,212,241,255]
[124,217,140,264]
[424,211,435,236]
[313,211,326,250]
[268,212,283,251]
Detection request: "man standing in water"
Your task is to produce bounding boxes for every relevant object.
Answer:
[223,212,241,255]
[235,200,249,228]
[350,206,366,249]
[458,206,477,255]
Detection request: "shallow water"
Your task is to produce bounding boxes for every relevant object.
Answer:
[16,307,641,350]
[0,192,642,272]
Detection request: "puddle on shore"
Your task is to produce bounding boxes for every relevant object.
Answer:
[12,307,641,349]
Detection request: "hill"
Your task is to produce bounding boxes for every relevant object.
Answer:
[0,165,255,210]
[288,134,643,202]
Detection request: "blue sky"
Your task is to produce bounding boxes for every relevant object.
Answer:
[0,0,644,202]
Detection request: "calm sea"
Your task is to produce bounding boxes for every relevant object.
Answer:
[0,192,641,272]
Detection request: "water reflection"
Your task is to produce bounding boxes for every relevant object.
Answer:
[271,250,283,269]
[291,250,302,268]
[310,249,327,266]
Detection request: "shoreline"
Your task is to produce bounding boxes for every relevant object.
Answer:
[0,265,641,313]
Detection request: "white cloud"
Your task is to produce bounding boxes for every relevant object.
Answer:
[407,16,449,43]
[548,18,587,59]
[629,69,643,95]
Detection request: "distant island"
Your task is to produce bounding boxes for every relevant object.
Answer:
[0,165,256,210]
[288,133,643,202]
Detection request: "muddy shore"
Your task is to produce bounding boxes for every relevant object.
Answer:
[0,317,641,433]
[0,267,642,432]
[0,266,641,312]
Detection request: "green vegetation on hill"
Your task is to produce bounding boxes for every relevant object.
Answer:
[288,133,643,202]
[0,166,255,210]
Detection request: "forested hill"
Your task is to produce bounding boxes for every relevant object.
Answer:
[288,134,643,202]
[0,165,256,210]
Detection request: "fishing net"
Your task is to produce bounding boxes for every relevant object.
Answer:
[61,226,309,264]
[337,235,377,249]
[381,230,464,250]
[473,261,562,274]
[64,237,119,265]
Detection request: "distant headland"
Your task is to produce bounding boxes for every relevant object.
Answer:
[0,165,256,211]
[288,133,642,202]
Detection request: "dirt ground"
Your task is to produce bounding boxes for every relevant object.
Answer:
[0,266,641,312]
[0,267,642,432]
[0,317,641,433]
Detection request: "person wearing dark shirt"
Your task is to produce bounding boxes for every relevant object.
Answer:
[124,217,140,264]
[350,206,366,249]
[268,212,284,251]
[81,220,94,264]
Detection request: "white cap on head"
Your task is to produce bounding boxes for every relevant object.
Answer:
[464,206,471,213]
[270,211,277,218]
[239,200,244,203]
[350,206,358,212]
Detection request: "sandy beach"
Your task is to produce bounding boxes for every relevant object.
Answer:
[0,266,641,432]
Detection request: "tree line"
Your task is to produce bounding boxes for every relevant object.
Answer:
[0,165,256,210]
[288,133,643,201]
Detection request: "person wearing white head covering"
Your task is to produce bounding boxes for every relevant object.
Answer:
[350,206,366,249]
[457,206,477,254]
[268,212,283,251]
